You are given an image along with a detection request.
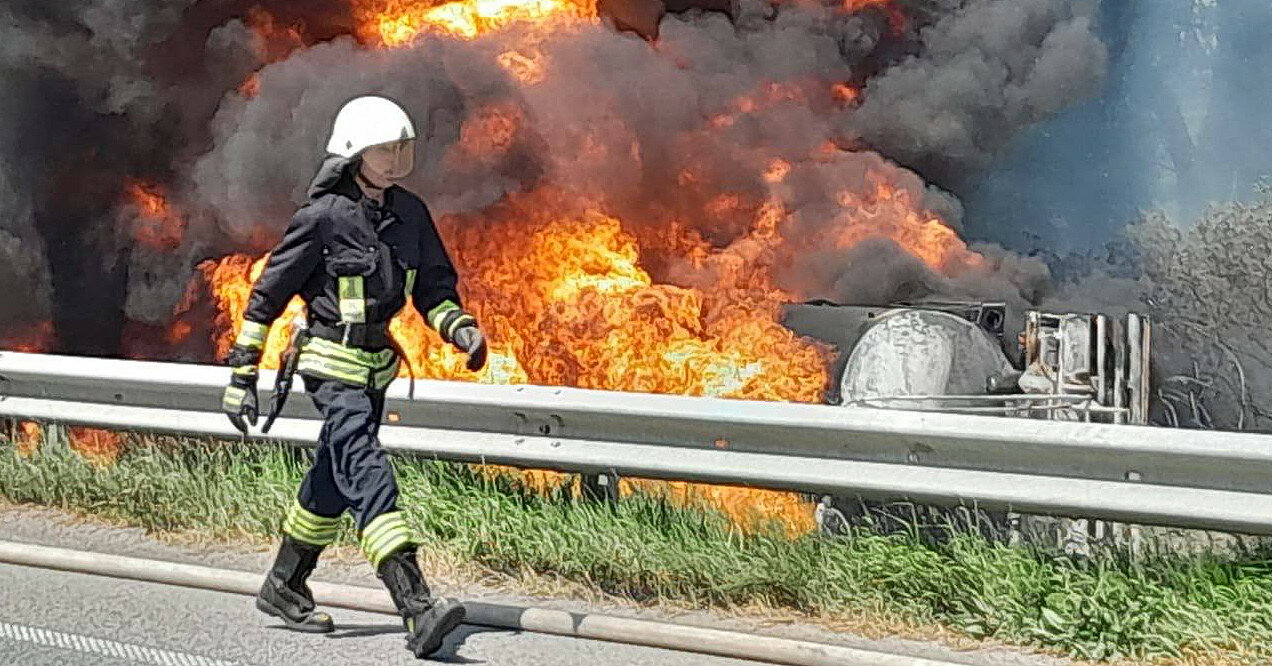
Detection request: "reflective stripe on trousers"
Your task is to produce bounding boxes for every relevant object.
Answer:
[295,376,406,537]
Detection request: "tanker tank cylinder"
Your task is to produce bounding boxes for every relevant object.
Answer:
[824,308,1019,541]
[838,309,1015,411]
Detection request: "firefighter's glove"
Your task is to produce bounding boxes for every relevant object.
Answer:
[452,325,487,372]
[222,344,262,435]
[222,372,259,436]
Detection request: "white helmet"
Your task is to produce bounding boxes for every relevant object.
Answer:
[325,95,417,158]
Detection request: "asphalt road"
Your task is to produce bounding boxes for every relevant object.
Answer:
[0,563,769,666]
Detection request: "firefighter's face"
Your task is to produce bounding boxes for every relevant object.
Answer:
[361,139,415,185]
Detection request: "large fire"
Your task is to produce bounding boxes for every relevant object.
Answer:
[205,189,832,401]
[190,0,965,532]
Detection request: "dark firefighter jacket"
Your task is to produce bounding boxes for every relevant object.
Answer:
[233,156,475,389]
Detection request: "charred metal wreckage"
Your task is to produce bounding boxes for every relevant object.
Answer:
[783,301,1156,551]
[783,300,1152,424]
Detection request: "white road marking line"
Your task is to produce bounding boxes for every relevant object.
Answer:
[0,620,241,666]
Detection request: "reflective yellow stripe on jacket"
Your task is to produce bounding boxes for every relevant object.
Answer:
[235,320,269,350]
[297,336,400,390]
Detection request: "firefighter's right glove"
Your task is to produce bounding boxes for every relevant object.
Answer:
[451,325,488,373]
[222,342,263,435]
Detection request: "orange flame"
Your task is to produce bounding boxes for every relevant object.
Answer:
[456,103,524,161]
[831,82,861,106]
[482,467,817,535]
[16,421,42,457]
[1,321,55,353]
[166,320,194,346]
[126,181,187,251]
[763,158,791,184]
[845,0,907,35]
[238,73,261,99]
[833,175,983,273]
[628,480,818,535]
[497,48,547,84]
[352,0,598,46]
[200,253,302,367]
[246,7,307,61]
[67,427,124,465]
[233,7,309,100]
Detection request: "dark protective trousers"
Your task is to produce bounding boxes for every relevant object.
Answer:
[296,376,400,532]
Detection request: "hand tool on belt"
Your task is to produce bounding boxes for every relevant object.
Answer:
[262,314,309,434]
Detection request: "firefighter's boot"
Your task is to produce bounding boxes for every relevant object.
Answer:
[255,535,335,633]
[377,548,466,658]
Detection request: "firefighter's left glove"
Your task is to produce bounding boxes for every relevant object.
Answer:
[223,371,259,436]
[222,341,263,435]
[452,325,488,372]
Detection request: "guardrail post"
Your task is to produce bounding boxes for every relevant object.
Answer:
[282,441,311,467]
[580,472,620,504]
[45,423,68,454]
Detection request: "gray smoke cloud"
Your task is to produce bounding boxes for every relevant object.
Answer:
[0,164,51,328]
[0,1,267,353]
[847,0,1106,188]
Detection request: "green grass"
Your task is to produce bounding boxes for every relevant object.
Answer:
[1,424,1270,664]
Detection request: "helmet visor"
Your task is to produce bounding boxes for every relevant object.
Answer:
[362,139,415,181]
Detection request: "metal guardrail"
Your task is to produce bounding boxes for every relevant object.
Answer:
[1,351,1271,535]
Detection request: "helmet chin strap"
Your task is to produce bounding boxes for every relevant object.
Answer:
[355,164,388,202]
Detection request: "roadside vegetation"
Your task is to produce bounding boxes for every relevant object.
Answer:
[0,422,1268,665]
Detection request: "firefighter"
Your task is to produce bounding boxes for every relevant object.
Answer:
[220,95,485,658]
